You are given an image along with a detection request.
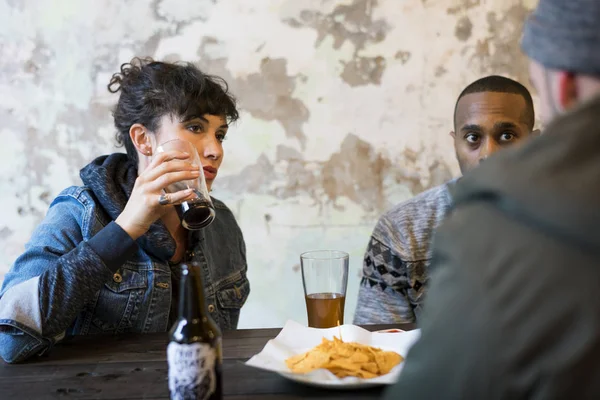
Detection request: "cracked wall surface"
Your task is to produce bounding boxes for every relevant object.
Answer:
[0,0,538,328]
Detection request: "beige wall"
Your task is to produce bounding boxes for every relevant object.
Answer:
[0,0,538,328]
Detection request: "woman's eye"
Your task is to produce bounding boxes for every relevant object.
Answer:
[187,124,203,133]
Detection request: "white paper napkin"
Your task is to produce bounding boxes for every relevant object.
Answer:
[245,320,421,386]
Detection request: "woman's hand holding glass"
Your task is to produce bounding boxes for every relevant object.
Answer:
[115,150,199,239]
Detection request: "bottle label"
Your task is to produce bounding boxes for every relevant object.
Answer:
[167,342,217,400]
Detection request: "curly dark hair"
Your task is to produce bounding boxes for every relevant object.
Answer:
[108,57,239,163]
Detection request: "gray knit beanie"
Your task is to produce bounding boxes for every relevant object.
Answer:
[521,0,600,76]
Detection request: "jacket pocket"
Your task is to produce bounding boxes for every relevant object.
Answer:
[89,268,148,333]
[104,268,147,293]
[216,275,250,330]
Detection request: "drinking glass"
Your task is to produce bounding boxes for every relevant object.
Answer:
[300,250,349,328]
[156,139,215,230]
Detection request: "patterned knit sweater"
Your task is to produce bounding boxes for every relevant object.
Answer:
[354,180,456,324]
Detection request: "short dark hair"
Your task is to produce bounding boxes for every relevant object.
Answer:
[108,57,239,163]
[453,75,535,130]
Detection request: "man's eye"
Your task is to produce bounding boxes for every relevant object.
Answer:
[466,134,479,144]
[500,132,515,141]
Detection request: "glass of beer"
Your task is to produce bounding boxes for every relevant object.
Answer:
[301,250,349,328]
[156,139,215,230]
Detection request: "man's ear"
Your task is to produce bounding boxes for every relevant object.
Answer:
[449,130,456,139]
[557,71,578,111]
[531,128,541,137]
[129,123,152,156]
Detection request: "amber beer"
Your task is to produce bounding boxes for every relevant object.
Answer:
[301,250,349,329]
[305,292,346,328]
[167,263,222,400]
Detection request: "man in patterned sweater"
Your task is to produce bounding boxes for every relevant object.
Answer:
[354,75,538,324]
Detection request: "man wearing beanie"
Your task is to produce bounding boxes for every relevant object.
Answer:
[384,1,600,398]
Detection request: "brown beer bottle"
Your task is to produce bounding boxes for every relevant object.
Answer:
[167,262,223,400]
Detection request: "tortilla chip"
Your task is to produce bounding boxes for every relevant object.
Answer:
[356,369,378,379]
[348,351,370,364]
[285,336,404,379]
[361,362,379,374]
[375,351,403,375]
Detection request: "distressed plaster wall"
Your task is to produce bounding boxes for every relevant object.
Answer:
[0,0,539,328]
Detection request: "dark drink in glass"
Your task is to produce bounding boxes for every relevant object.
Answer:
[156,139,216,231]
[177,191,215,230]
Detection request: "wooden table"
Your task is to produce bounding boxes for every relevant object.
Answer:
[0,324,415,399]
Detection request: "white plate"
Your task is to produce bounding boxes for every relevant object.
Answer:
[245,320,421,390]
[276,371,388,390]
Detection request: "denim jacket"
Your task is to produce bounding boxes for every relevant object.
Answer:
[0,154,249,363]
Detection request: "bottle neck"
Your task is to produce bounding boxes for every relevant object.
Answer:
[179,263,209,321]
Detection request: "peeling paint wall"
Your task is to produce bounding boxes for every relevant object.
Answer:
[0,0,538,328]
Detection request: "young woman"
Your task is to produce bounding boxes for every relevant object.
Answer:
[0,58,250,363]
